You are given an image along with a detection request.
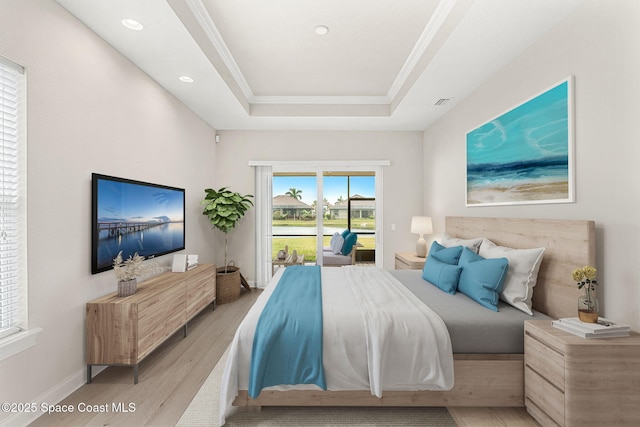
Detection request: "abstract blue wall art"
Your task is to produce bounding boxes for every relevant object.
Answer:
[466,77,574,206]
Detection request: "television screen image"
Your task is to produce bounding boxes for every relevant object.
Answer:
[91,173,185,274]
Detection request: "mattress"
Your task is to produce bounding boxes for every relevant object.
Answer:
[220,266,455,424]
[389,269,551,354]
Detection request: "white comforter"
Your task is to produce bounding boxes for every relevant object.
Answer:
[219,266,454,425]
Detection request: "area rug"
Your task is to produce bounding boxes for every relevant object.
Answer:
[177,346,458,427]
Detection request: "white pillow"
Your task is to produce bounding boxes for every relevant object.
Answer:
[330,233,344,254]
[329,232,340,248]
[441,233,484,254]
[478,238,545,315]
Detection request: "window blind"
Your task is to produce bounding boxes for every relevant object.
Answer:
[0,56,25,340]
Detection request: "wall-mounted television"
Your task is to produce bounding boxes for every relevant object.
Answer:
[91,173,185,274]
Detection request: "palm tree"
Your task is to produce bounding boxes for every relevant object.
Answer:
[336,195,345,203]
[285,187,302,200]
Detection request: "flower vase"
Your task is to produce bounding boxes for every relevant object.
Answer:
[117,278,137,297]
[578,288,599,323]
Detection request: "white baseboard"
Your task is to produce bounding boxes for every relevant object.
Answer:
[0,365,101,427]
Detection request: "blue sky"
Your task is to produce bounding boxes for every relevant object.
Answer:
[97,179,184,223]
[273,175,375,205]
[467,80,569,166]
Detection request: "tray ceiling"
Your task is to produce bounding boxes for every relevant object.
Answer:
[55,0,584,130]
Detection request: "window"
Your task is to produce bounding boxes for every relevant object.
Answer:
[0,55,38,362]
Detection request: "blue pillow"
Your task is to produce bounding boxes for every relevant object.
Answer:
[341,229,351,238]
[422,254,462,294]
[341,232,358,255]
[429,241,463,265]
[457,247,508,311]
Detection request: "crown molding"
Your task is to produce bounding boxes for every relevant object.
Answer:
[386,0,458,100]
[185,0,255,101]
[185,0,460,115]
[250,95,391,105]
[185,0,454,110]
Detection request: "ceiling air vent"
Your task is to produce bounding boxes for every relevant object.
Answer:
[434,98,450,106]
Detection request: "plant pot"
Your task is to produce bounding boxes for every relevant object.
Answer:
[216,266,241,304]
[117,278,137,297]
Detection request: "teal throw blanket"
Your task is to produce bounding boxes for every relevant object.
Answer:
[248,265,326,398]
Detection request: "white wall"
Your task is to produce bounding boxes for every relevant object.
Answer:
[213,130,424,280]
[423,0,640,330]
[0,1,217,423]
[3,0,637,423]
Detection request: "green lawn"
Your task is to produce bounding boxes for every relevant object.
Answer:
[271,218,376,262]
[272,235,375,263]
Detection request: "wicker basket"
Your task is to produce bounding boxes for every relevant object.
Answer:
[216,265,241,304]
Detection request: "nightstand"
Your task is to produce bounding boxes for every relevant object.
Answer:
[524,320,640,426]
[394,252,426,270]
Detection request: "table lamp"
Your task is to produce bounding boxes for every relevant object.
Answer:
[411,216,433,258]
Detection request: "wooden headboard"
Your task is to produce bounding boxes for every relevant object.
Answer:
[445,217,595,320]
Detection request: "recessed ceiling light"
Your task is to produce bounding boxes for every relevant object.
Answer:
[179,75,195,83]
[314,25,329,36]
[121,18,144,31]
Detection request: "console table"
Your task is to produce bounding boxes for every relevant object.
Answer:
[86,264,216,384]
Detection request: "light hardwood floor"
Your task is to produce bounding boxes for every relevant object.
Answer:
[30,288,539,427]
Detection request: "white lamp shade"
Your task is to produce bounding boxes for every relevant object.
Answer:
[411,216,433,235]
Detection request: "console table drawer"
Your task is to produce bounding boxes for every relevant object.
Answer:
[186,265,216,319]
[138,309,186,360]
[138,282,186,339]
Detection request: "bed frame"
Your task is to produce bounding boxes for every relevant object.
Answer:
[233,216,596,409]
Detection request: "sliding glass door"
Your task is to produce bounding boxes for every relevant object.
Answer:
[323,173,376,263]
[272,174,318,263]
[271,172,376,267]
[251,160,387,284]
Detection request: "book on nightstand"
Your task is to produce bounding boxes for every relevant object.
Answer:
[552,317,631,338]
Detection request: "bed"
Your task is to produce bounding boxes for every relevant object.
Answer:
[221,216,595,420]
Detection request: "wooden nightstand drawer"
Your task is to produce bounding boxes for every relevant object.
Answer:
[525,330,565,391]
[525,320,640,426]
[525,366,564,425]
[525,397,561,427]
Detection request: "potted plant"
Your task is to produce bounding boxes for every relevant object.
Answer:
[201,187,253,303]
[113,251,146,297]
